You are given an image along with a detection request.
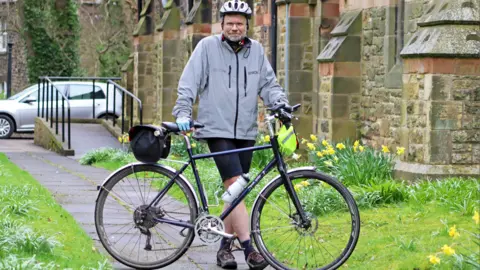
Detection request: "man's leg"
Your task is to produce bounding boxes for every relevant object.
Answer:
[223,176,250,242]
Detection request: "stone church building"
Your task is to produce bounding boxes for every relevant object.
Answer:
[126,0,479,179]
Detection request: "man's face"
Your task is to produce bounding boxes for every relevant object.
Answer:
[222,14,247,42]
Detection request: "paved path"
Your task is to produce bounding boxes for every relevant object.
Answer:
[1,124,263,270]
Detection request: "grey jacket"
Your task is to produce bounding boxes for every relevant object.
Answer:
[172,34,288,140]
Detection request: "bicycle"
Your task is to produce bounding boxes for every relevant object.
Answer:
[94,103,360,270]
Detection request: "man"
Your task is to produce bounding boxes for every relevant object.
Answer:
[172,0,289,269]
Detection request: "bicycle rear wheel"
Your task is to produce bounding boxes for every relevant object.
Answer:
[251,169,360,270]
[95,164,198,269]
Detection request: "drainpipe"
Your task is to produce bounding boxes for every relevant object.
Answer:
[284,0,290,93]
[6,42,13,98]
[270,0,277,74]
[396,0,405,63]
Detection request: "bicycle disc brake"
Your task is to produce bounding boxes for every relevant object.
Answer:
[194,215,225,245]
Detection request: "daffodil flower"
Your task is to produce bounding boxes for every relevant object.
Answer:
[191,143,197,148]
[428,255,440,265]
[441,244,455,256]
[359,145,365,152]
[300,181,310,187]
[310,134,318,142]
[382,145,390,153]
[322,140,329,147]
[448,225,460,238]
[353,140,360,148]
[307,143,315,150]
[473,210,479,225]
[264,135,270,142]
[324,161,333,167]
[316,151,323,157]
[294,184,302,192]
[396,146,405,155]
[336,143,346,150]
[327,147,335,155]
[301,138,308,144]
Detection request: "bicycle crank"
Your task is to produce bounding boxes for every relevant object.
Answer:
[194,215,234,244]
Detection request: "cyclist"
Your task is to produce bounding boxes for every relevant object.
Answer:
[172,0,289,269]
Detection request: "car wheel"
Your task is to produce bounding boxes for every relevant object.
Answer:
[0,115,14,139]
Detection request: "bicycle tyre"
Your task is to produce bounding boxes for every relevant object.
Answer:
[95,164,198,269]
[251,169,360,270]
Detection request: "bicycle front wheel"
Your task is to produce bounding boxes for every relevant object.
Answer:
[95,164,198,269]
[251,169,360,270]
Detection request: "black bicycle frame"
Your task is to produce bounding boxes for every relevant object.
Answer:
[148,134,309,229]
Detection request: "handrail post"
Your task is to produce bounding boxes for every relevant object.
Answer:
[140,106,143,125]
[106,81,110,122]
[121,91,125,133]
[55,90,58,134]
[37,79,40,117]
[113,85,116,127]
[62,98,65,142]
[50,83,54,128]
[130,97,133,130]
[42,79,45,118]
[46,80,49,121]
[68,107,71,149]
[92,79,96,118]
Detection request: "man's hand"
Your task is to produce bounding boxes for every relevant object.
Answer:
[176,117,191,131]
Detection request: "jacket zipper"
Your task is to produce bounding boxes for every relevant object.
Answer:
[233,54,239,139]
[244,67,247,97]
[228,65,231,88]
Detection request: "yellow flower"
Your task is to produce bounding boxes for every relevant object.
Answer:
[310,134,318,142]
[473,211,479,225]
[322,140,329,147]
[118,136,123,143]
[334,156,339,162]
[441,244,455,256]
[448,225,460,238]
[292,153,301,160]
[301,138,308,144]
[307,143,315,150]
[382,145,390,153]
[294,184,303,192]
[300,181,310,187]
[336,143,346,150]
[327,147,335,155]
[428,255,441,265]
[191,143,197,148]
[264,135,270,142]
[324,161,333,167]
[353,140,360,148]
[322,150,328,156]
[359,145,365,152]
[396,147,405,155]
[316,151,323,157]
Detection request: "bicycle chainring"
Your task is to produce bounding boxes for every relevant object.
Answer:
[194,215,225,244]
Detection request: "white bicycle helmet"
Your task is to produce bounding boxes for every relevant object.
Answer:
[220,0,252,19]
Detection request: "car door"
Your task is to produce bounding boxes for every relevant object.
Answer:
[17,84,67,130]
[67,84,105,119]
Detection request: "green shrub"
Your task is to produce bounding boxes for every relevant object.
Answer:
[352,181,409,209]
[0,255,56,270]
[303,137,401,186]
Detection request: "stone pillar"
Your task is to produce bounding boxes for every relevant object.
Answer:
[276,0,315,138]
[317,9,362,142]
[154,1,183,124]
[396,0,480,179]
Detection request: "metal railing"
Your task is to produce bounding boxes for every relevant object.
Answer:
[106,80,143,133]
[38,77,72,149]
[36,76,143,149]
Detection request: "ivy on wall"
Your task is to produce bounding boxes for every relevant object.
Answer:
[23,0,80,82]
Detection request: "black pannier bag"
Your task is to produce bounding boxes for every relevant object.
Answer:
[128,125,171,163]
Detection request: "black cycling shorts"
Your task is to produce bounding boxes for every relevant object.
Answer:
[206,138,256,181]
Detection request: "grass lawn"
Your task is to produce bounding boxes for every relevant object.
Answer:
[91,154,479,270]
[0,153,110,269]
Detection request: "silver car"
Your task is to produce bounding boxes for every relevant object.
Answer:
[0,81,123,139]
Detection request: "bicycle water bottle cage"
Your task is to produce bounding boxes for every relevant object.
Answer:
[129,125,171,163]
